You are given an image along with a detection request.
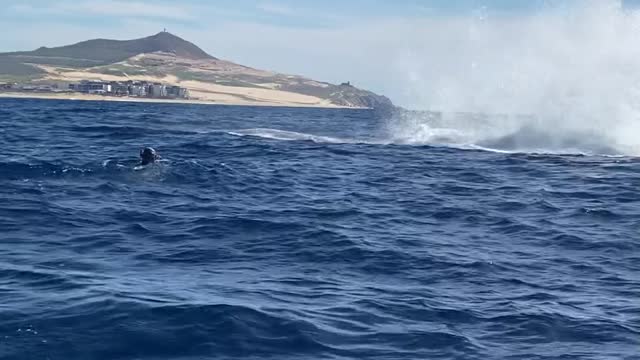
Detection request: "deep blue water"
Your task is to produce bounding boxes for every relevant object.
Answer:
[0,98,638,360]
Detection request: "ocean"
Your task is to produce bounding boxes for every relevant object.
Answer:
[0,98,638,360]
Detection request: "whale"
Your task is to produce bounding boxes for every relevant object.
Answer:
[140,147,159,165]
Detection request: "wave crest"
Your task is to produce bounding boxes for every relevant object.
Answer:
[227,128,354,144]
[385,111,631,155]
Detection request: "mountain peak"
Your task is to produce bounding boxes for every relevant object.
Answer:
[3,32,215,65]
[151,31,177,38]
[148,31,186,43]
[137,31,215,60]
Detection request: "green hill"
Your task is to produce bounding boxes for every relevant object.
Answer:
[0,32,395,111]
[1,32,214,68]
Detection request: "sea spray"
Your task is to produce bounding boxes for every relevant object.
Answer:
[393,0,640,155]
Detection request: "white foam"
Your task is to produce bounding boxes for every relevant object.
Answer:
[391,0,640,156]
[227,128,359,144]
[223,125,625,156]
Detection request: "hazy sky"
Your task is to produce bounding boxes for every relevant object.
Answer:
[1,0,637,107]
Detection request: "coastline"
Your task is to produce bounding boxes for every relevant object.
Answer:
[0,92,362,109]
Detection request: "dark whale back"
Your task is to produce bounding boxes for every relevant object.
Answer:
[140,147,158,165]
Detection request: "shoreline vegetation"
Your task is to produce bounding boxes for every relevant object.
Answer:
[0,91,364,109]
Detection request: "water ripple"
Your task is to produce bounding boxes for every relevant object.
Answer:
[0,99,638,359]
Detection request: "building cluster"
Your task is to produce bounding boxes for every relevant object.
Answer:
[68,80,189,99]
[0,80,189,99]
[0,83,57,92]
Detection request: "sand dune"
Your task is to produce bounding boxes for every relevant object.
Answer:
[34,65,342,108]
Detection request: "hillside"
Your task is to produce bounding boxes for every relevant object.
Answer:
[0,32,394,110]
[2,32,214,67]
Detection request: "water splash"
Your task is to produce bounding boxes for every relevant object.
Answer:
[393,0,640,155]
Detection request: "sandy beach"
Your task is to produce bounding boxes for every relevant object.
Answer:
[0,91,351,108]
[8,64,344,108]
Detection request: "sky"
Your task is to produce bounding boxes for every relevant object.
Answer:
[1,0,639,107]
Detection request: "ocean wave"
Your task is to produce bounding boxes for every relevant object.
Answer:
[227,128,358,144]
[1,301,332,359]
[223,124,634,157]
[385,113,633,156]
[2,98,638,360]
